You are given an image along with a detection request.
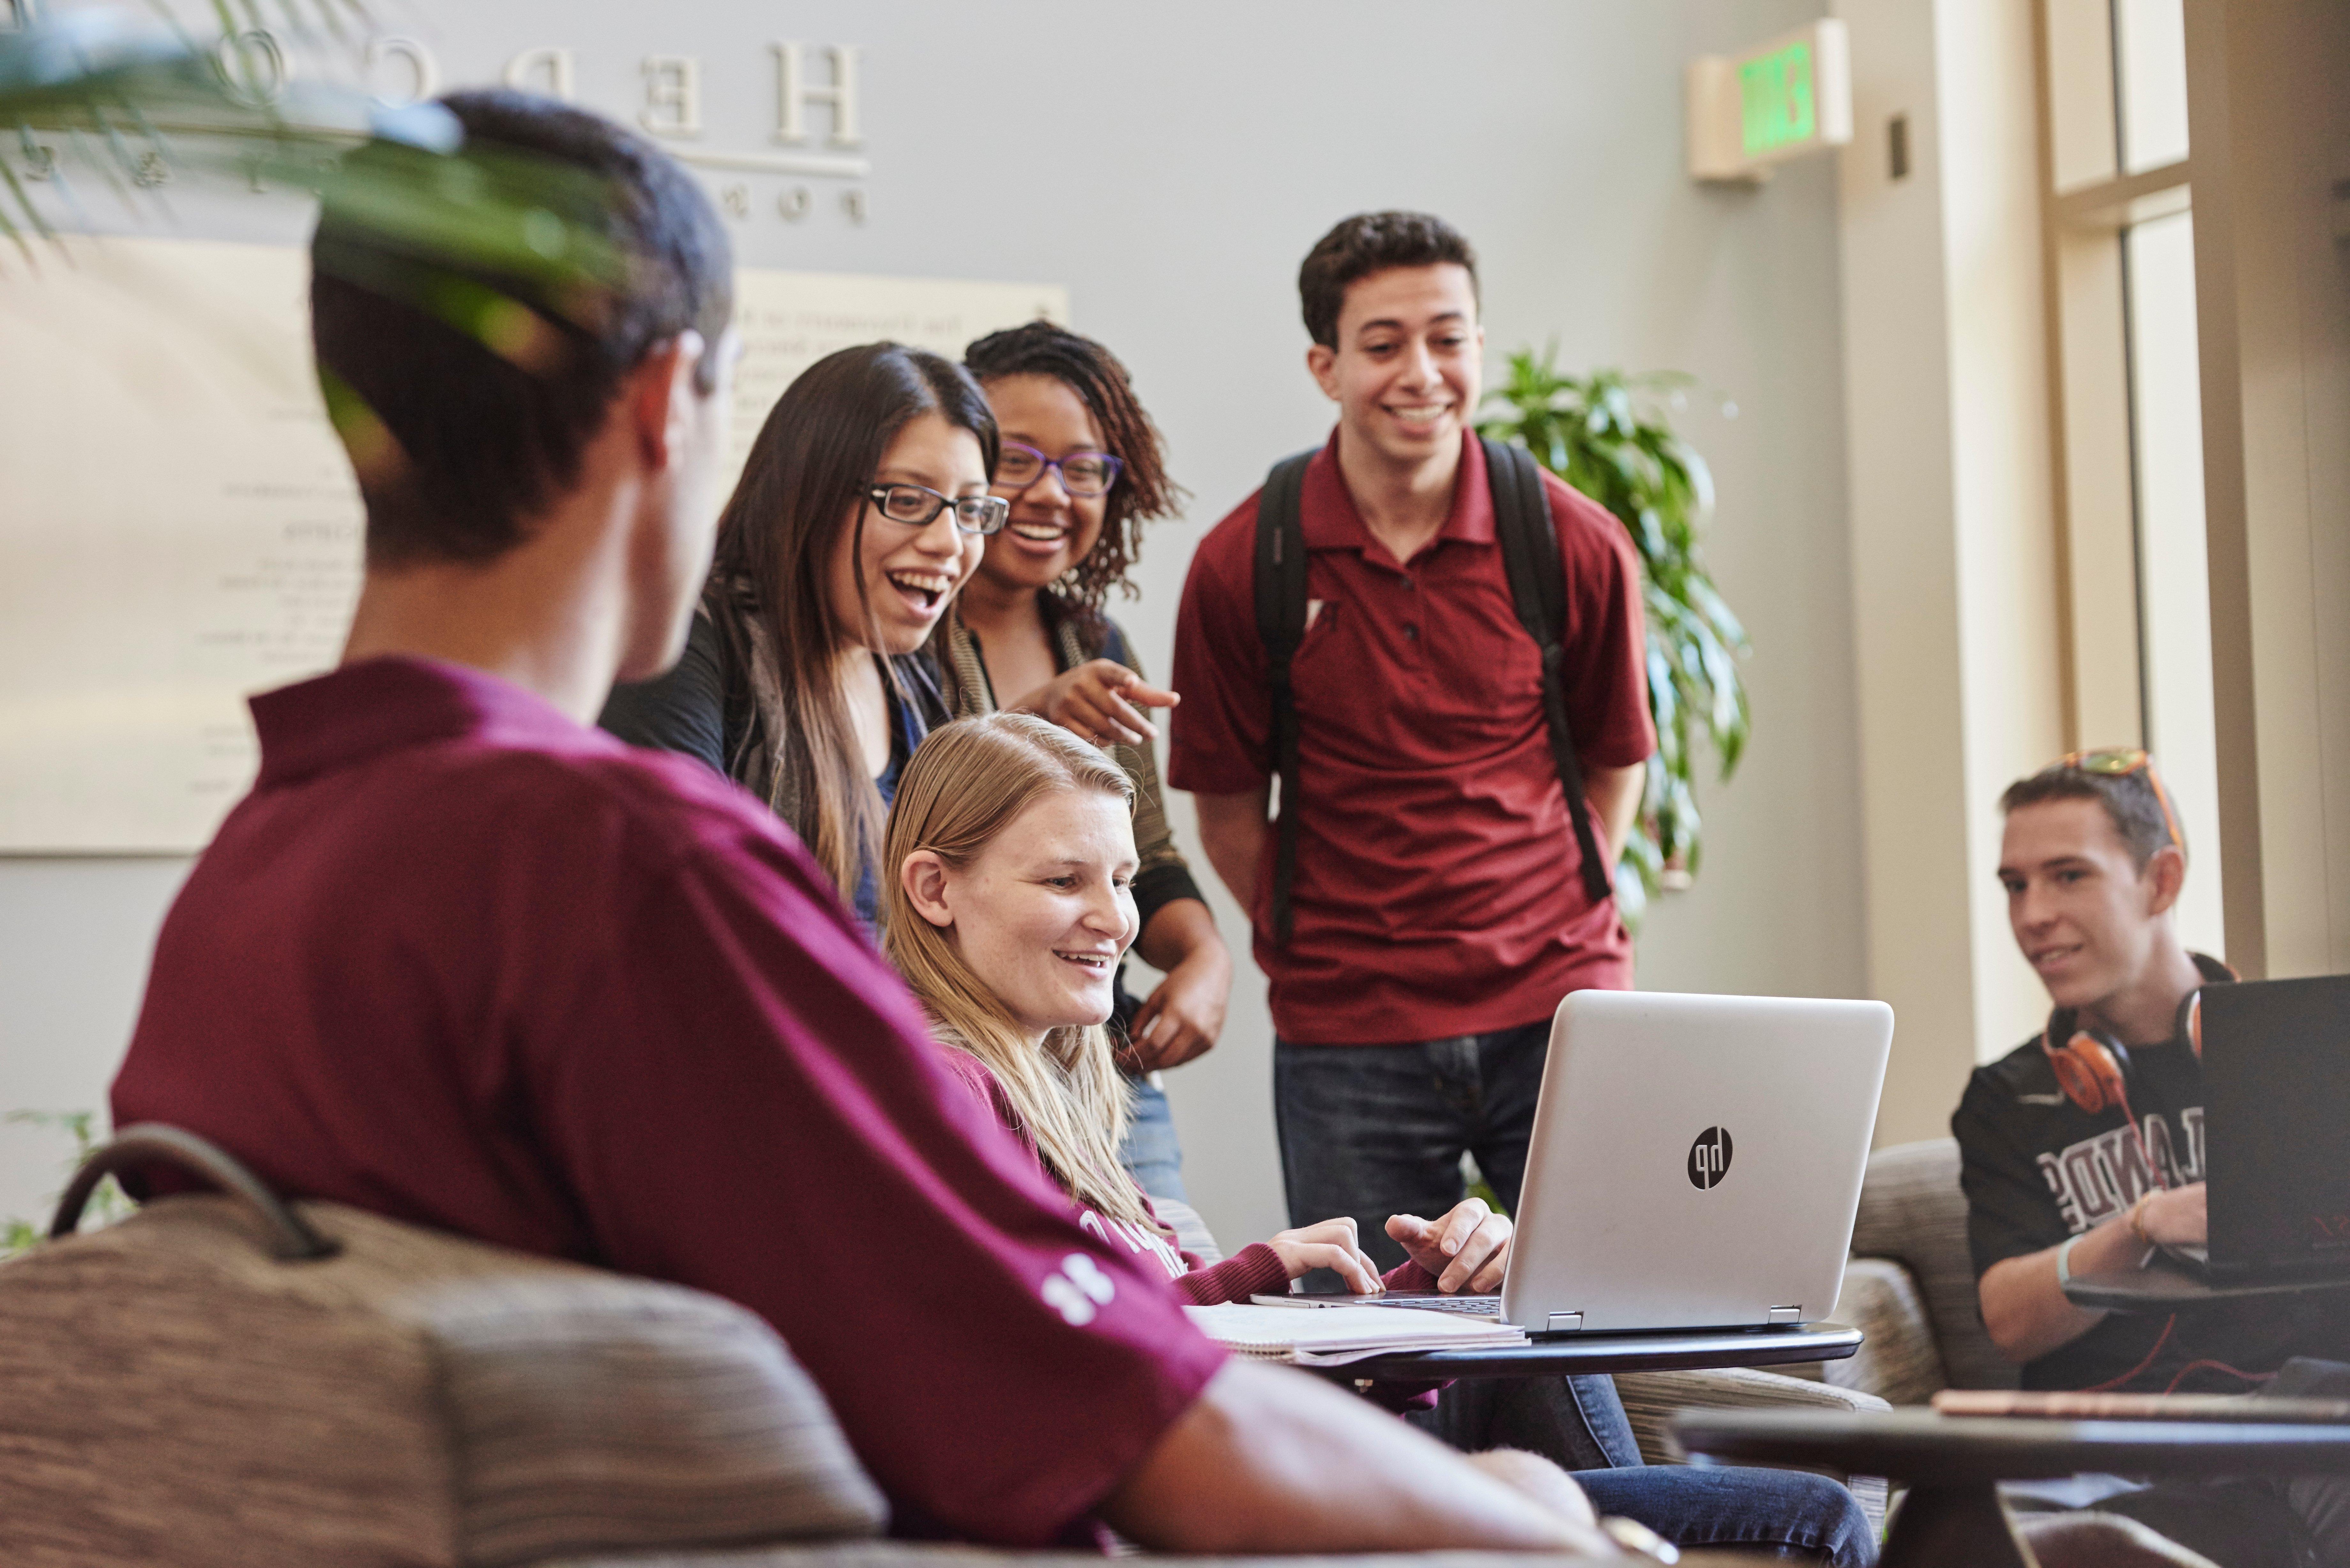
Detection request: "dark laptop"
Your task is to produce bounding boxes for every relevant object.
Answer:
[2175,973,2350,1282]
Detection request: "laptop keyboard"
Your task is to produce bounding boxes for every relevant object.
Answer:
[1356,1293,1505,1318]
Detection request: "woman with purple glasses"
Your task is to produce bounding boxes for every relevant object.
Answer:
[936,323,1231,1204]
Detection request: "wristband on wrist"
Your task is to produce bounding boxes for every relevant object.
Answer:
[2130,1193,2154,1246]
[2056,1232,2084,1288]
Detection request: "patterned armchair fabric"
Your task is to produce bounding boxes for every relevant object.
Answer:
[0,1194,887,1568]
[1152,1196,1224,1265]
[1831,1138,2018,1398]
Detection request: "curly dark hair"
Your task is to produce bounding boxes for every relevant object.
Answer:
[1297,211,1479,350]
[963,322,1185,635]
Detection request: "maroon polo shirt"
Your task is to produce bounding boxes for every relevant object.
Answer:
[1168,431,1653,1044]
[112,656,1223,1546]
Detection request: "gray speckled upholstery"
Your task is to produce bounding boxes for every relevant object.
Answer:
[1844,1138,2018,1394]
[1816,1257,1949,1407]
[1151,1197,1223,1265]
[0,1195,886,1568]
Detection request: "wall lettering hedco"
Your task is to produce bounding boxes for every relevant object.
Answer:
[498,43,869,224]
[28,31,870,228]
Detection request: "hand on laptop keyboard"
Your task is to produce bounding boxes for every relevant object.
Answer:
[1387,1198,1514,1294]
[1266,1217,1386,1294]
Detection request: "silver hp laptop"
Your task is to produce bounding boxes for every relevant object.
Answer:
[1498,989,1893,1335]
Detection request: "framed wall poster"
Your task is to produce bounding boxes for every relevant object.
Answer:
[0,236,1064,851]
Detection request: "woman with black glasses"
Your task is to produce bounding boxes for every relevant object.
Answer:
[937,322,1231,1202]
[601,342,1005,931]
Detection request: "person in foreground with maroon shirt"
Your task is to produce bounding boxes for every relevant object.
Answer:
[108,93,1611,1556]
[1168,212,1655,1264]
[881,713,1874,1565]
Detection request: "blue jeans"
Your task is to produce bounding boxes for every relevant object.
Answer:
[1408,1376,1876,1566]
[1275,1019,1548,1271]
[1118,1072,1187,1203]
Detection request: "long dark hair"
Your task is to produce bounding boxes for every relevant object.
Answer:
[712,341,998,899]
[963,322,1184,639]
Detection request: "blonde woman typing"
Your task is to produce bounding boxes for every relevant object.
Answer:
[882,714,1876,1566]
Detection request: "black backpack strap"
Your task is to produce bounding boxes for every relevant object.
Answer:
[1254,450,1315,944]
[1485,438,1615,905]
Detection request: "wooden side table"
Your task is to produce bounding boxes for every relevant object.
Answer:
[1672,1408,2350,1568]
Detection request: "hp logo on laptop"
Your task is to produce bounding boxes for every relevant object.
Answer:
[1687,1126,1734,1190]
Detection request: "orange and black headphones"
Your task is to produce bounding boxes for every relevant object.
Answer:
[2039,1011,2170,1192]
[2036,954,2235,1167]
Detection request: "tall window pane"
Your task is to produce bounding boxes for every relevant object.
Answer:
[2115,0,2190,172]
[2125,211,2222,953]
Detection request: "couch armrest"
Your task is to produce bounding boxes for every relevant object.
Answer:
[1825,1257,1948,1407]
[1150,1198,1222,1265]
[1615,1368,1892,1535]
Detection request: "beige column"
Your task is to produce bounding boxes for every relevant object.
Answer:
[1833,0,2067,1145]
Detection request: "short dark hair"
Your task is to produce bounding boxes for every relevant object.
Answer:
[1297,211,1479,349]
[311,89,734,568]
[2000,760,2184,870]
[963,322,1186,632]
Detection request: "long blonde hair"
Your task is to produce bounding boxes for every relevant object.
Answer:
[883,714,1158,1233]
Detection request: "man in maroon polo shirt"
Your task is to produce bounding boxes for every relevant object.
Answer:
[108,100,1605,1555]
[1170,212,1654,1267]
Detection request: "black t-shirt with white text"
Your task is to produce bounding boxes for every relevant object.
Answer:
[1952,967,2350,1392]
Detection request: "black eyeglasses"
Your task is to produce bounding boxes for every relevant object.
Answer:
[994,441,1123,499]
[865,483,1010,536]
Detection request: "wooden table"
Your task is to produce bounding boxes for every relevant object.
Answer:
[1673,1407,2350,1568]
[1313,1320,1860,1382]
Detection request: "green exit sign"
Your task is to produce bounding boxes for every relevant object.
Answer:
[1687,21,1851,182]
[1740,41,1817,157]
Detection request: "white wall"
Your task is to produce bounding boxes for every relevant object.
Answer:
[3,0,1865,1251]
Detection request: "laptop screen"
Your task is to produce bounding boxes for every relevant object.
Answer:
[2203,974,2350,1270]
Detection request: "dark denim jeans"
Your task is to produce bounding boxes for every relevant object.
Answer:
[1275,1019,1549,1271]
[1408,1376,1876,1565]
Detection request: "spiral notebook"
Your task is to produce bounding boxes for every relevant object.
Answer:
[1184,1302,1528,1366]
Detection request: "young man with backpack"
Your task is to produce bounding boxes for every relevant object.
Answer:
[1169,212,1654,1267]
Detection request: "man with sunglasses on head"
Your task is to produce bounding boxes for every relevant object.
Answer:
[1954,753,2350,1568]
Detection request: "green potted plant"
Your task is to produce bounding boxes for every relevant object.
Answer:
[1478,348,1751,933]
